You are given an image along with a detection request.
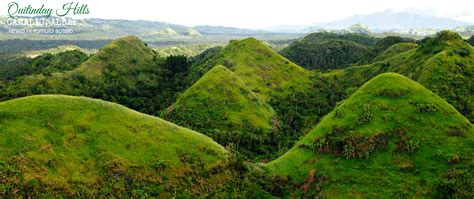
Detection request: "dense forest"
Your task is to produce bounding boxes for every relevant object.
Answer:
[280,32,416,70]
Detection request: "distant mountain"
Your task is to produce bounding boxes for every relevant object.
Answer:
[312,10,471,30]
[265,10,472,33]
[0,16,284,41]
[0,17,197,40]
[193,25,271,36]
[456,25,474,37]
[263,25,308,33]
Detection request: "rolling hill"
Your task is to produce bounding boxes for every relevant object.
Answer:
[0,95,230,197]
[382,31,474,121]
[74,35,155,78]
[170,38,313,157]
[309,31,473,122]
[187,37,311,102]
[163,65,278,155]
[268,73,473,197]
[1,36,178,115]
[0,30,472,197]
[357,36,416,64]
[372,42,418,62]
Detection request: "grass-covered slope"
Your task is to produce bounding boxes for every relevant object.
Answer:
[384,31,474,121]
[358,36,416,64]
[0,95,229,197]
[74,36,155,78]
[188,38,311,102]
[174,38,311,157]
[373,42,418,62]
[163,66,277,155]
[268,73,473,197]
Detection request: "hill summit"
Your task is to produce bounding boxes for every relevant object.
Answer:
[382,30,474,121]
[0,95,229,196]
[268,73,473,197]
[163,65,278,155]
[75,35,155,78]
[188,37,311,102]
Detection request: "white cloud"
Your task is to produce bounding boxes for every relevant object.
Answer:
[1,0,473,28]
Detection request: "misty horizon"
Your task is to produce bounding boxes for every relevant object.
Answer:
[1,0,473,29]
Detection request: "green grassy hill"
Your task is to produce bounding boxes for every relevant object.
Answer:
[0,36,181,115]
[383,31,473,121]
[163,65,277,155]
[187,37,311,102]
[310,31,473,122]
[0,95,230,197]
[174,38,312,157]
[359,36,416,64]
[373,42,418,62]
[74,36,155,78]
[268,73,473,197]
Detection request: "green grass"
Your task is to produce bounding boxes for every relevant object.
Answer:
[75,36,156,78]
[0,95,230,196]
[373,42,418,62]
[163,65,278,156]
[267,73,473,197]
[169,38,312,156]
[3,35,157,93]
[190,37,311,102]
[165,65,276,130]
[1,32,473,197]
[384,31,474,121]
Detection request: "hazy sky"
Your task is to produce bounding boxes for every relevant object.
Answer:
[2,0,473,28]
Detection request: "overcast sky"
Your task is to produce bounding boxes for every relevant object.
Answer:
[2,0,473,28]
